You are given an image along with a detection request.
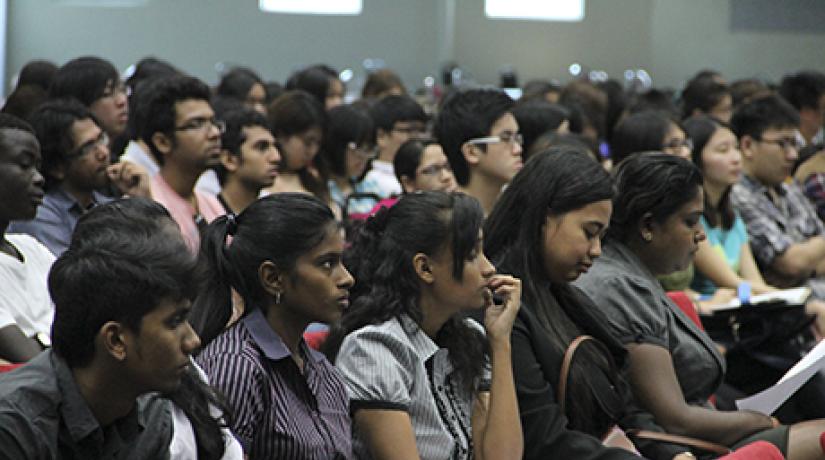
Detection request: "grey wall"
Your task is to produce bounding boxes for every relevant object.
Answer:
[6,0,825,96]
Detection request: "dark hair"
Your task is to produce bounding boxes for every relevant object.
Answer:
[394,138,439,185]
[362,69,406,99]
[628,88,678,117]
[190,193,335,347]
[527,132,599,163]
[324,191,487,393]
[484,148,616,434]
[511,99,570,156]
[217,67,263,101]
[521,79,561,101]
[730,78,770,109]
[559,81,608,140]
[49,56,120,106]
[319,104,374,179]
[434,88,513,185]
[730,93,800,140]
[683,115,735,229]
[264,81,284,105]
[681,77,731,120]
[125,57,180,94]
[138,75,212,164]
[28,98,96,190]
[779,70,825,112]
[369,94,426,132]
[50,198,199,367]
[610,110,676,165]
[1,85,49,120]
[0,112,36,136]
[608,152,703,242]
[213,108,270,185]
[286,64,339,107]
[598,79,629,143]
[15,60,58,91]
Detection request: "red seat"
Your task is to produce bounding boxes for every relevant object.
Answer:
[0,363,23,373]
[667,291,705,331]
[303,331,329,351]
[720,440,784,459]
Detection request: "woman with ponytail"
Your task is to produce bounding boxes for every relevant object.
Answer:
[325,191,523,460]
[190,193,355,460]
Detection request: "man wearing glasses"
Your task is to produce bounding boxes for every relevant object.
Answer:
[435,87,523,215]
[140,75,224,252]
[9,99,148,256]
[731,94,825,306]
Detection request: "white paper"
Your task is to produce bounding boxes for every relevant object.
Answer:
[710,287,811,312]
[736,338,825,414]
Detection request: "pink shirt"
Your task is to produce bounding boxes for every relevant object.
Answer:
[151,174,224,253]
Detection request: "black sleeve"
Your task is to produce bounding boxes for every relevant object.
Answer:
[618,387,690,460]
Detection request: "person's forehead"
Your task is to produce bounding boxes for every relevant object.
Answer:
[490,112,518,133]
[0,128,40,159]
[761,125,797,137]
[242,124,274,141]
[174,98,213,121]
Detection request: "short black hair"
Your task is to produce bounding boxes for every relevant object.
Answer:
[138,75,212,164]
[267,90,326,137]
[214,108,270,184]
[779,70,825,112]
[50,198,199,368]
[610,110,676,165]
[369,94,426,132]
[681,77,730,120]
[49,56,120,106]
[319,104,375,178]
[28,98,96,190]
[15,60,58,91]
[393,138,438,186]
[730,94,800,140]
[511,99,569,156]
[217,67,263,101]
[434,88,513,185]
[0,113,35,136]
[285,64,338,107]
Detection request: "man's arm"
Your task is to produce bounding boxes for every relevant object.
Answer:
[0,324,42,363]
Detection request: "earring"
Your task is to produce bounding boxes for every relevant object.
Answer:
[275,291,282,304]
[643,232,653,242]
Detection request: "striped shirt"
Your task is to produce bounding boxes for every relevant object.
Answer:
[196,309,352,460]
[335,315,490,460]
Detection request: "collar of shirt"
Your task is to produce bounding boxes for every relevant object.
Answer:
[48,187,108,216]
[242,308,324,365]
[398,314,440,362]
[739,173,788,197]
[370,160,394,175]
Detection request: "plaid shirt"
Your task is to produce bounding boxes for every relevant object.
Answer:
[802,172,825,222]
[731,174,825,295]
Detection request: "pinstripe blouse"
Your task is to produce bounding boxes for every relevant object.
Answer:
[196,309,352,460]
[335,315,490,460]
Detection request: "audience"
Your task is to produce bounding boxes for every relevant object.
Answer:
[213,108,280,215]
[286,64,345,110]
[510,98,570,156]
[435,88,522,215]
[681,75,733,123]
[216,67,267,115]
[361,68,406,100]
[394,138,458,194]
[611,110,691,165]
[191,193,354,459]
[327,191,523,460]
[778,71,825,147]
[0,114,53,363]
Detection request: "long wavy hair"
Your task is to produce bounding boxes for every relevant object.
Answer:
[324,191,488,393]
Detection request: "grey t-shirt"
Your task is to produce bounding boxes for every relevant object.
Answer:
[575,241,725,405]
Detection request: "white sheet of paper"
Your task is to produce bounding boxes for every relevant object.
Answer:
[710,287,811,312]
[736,338,825,414]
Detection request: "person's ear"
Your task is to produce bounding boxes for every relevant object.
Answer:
[220,150,240,173]
[739,135,756,160]
[400,174,416,194]
[638,211,655,242]
[413,253,435,284]
[461,142,482,166]
[152,132,174,158]
[259,260,284,299]
[100,321,128,361]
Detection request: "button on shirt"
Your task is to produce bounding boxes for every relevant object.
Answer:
[0,350,173,460]
[335,315,491,460]
[9,187,113,256]
[196,309,352,460]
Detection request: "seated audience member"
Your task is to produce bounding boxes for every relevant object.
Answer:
[213,108,280,215]
[0,197,203,459]
[779,71,825,147]
[611,110,692,165]
[528,131,601,165]
[67,198,243,460]
[191,194,354,459]
[577,153,825,458]
[559,80,608,143]
[521,79,562,104]
[1,58,57,120]
[11,59,58,93]
[510,98,570,157]
[628,88,679,118]
[140,75,224,252]
[364,94,427,198]
[729,95,825,305]
[286,64,345,110]
[795,143,825,221]
[434,88,522,215]
[9,99,148,256]
[49,56,129,146]
[0,114,53,363]
[319,104,381,217]
[361,68,406,99]
[261,90,327,198]
[683,115,777,308]
[326,192,523,460]
[730,79,771,111]
[216,67,267,115]
[485,149,692,460]
[680,76,734,123]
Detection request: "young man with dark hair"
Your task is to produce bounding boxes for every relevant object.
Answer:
[730,94,825,310]
[364,94,427,198]
[434,87,522,215]
[0,114,54,363]
[9,99,148,256]
[49,56,129,141]
[779,70,825,147]
[214,108,280,214]
[140,75,224,252]
[0,198,202,458]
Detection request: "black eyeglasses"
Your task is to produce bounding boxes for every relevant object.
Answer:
[662,138,693,151]
[68,132,110,160]
[757,137,801,151]
[174,117,226,134]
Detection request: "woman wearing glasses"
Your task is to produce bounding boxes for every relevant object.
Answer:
[611,110,692,165]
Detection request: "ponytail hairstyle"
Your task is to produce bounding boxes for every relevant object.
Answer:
[190,193,336,348]
[484,148,622,436]
[324,191,487,393]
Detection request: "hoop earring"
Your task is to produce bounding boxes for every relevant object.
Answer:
[643,232,653,242]
[275,291,282,305]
